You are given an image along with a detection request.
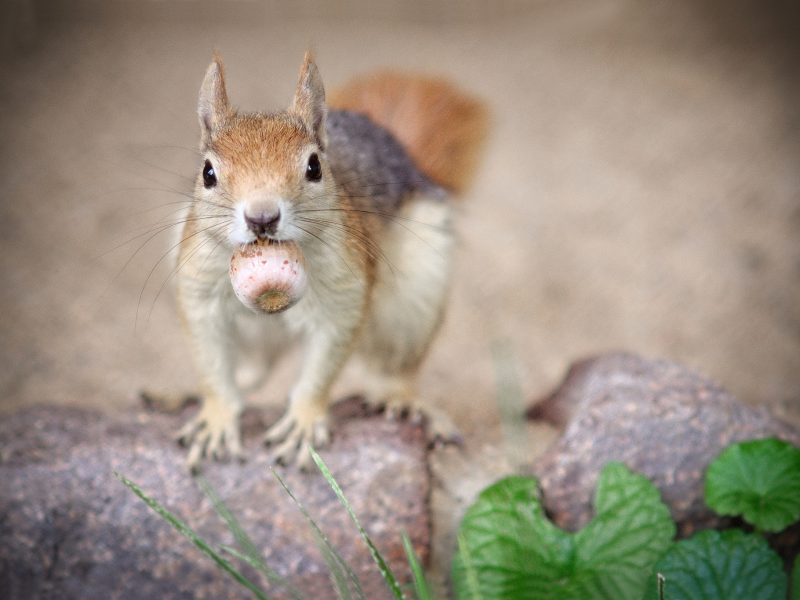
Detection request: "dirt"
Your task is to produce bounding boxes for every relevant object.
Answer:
[1,0,798,591]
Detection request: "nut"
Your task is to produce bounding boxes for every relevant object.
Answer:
[229,239,307,314]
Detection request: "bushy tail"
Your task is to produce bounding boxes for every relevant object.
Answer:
[328,71,489,195]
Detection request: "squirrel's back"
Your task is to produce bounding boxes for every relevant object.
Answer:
[326,109,444,216]
[328,71,489,196]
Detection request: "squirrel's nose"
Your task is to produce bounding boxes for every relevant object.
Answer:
[244,208,281,239]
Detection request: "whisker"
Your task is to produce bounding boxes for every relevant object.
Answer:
[127,154,196,184]
[194,226,233,279]
[145,225,230,328]
[97,219,197,303]
[196,198,236,213]
[295,216,396,276]
[327,172,443,196]
[141,144,202,158]
[297,206,448,233]
[293,225,367,293]
[97,156,195,202]
[91,186,194,206]
[94,214,228,262]
[136,221,227,331]
[298,219,378,264]
[328,171,429,192]
[296,205,447,261]
[298,220,399,288]
[126,213,228,237]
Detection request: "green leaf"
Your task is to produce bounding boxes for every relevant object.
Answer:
[792,553,800,600]
[452,463,675,600]
[114,472,271,600]
[705,438,800,532]
[645,529,787,600]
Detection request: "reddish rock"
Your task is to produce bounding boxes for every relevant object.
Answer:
[0,398,430,600]
[528,353,800,538]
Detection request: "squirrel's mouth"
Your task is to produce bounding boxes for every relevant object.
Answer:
[260,236,292,246]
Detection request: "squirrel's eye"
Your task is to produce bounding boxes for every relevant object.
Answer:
[306,153,322,182]
[202,160,217,188]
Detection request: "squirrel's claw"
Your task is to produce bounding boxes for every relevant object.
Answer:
[366,396,463,448]
[185,433,209,475]
[263,410,329,470]
[177,405,244,473]
[423,405,463,447]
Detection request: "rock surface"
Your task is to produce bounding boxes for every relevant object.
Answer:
[528,353,800,538]
[0,399,430,600]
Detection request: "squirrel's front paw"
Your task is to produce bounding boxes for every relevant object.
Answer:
[262,404,329,471]
[176,402,244,473]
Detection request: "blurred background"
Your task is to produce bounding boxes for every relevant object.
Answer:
[2,0,799,587]
[1,0,799,448]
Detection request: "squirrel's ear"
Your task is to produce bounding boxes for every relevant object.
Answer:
[291,50,328,150]
[198,54,229,143]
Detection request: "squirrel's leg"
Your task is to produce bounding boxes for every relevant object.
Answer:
[175,236,248,472]
[263,248,368,469]
[142,311,288,413]
[360,197,461,444]
[263,313,362,469]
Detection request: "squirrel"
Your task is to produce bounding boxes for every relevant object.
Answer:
[175,51,488,471]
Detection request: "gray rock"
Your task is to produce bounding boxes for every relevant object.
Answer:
[527,353,800,538]
[0,399,430,600]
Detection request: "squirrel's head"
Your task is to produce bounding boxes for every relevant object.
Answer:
[194,51,334,248]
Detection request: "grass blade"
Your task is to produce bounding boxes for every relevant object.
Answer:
[402,531,431,600]
[312,530,355,600]
[309,447,407,600]
[457,531,482,600]
[271,468,366,600]
[221,547,305,600]
[114,472,271,600]
[195,476,304,599]
[195,475,260,561]
[491,341,528,472]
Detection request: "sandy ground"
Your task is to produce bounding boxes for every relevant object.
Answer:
[1,0,799,590]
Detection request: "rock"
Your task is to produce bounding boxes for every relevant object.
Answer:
[527,353,800,538]
[0,399,430,600]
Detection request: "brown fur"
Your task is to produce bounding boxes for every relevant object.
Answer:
[329,72,489,194]
[212,116,311,191]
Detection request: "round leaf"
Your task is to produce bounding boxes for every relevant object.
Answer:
[705,438,800,532]
[646,529,786,600]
